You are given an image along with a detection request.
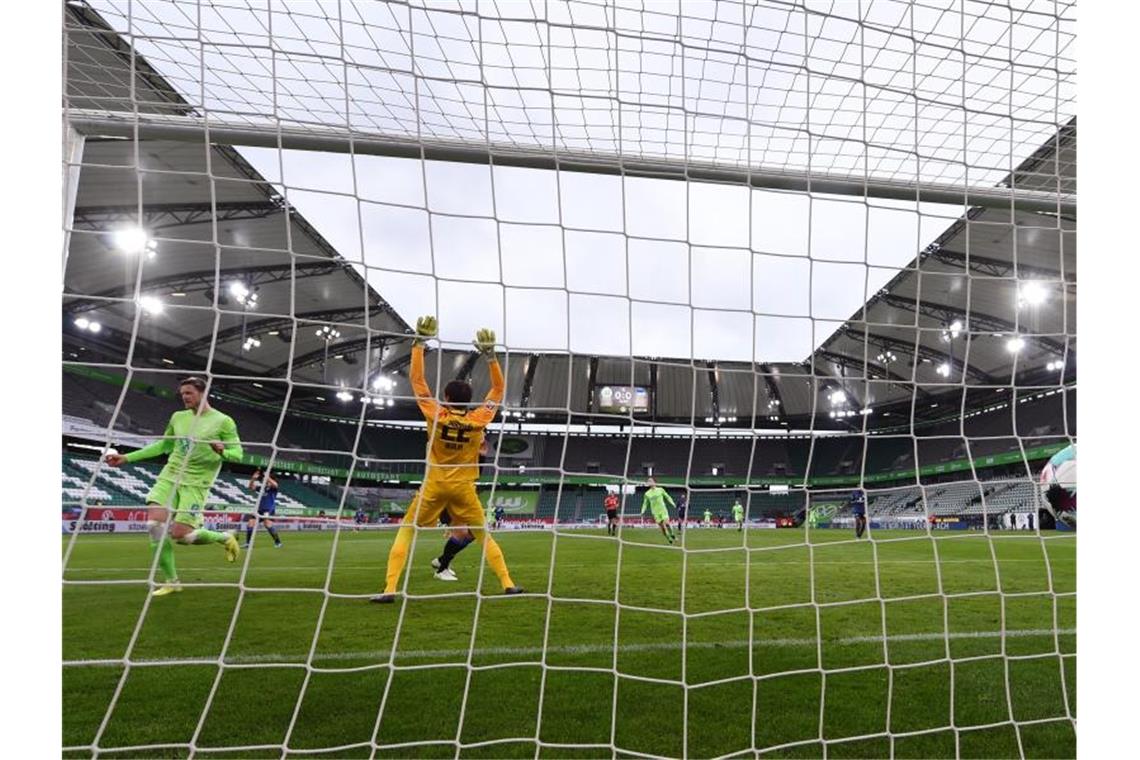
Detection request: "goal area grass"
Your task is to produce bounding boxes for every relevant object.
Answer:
[63,528,1075,758]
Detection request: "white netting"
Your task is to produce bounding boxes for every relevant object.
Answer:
[62,1,1076,758]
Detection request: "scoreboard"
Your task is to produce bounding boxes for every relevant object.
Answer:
[595,385,651,414]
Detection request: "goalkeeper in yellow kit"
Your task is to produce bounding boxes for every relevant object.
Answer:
[372,316,523,603]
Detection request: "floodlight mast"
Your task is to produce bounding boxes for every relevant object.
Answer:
[68,112,1075,216]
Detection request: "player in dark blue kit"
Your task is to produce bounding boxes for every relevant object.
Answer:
[676,492,688,532]
[246,469,283,548]
[850,489,867,539]
[494,504,506,529]
[354,507,367,531]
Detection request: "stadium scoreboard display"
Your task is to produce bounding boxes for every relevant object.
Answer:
[595,385,650,414]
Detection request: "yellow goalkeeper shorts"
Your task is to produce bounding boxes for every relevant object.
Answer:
[402,481,485,529]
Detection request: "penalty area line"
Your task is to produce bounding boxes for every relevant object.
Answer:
[64,627,1075,668]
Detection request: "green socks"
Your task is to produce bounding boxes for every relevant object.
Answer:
[150,537,177,582]
[190,529,229,545]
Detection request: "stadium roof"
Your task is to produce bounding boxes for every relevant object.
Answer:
[62,1,1075,430]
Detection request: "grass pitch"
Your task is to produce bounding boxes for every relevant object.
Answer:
[62,526,1075,758]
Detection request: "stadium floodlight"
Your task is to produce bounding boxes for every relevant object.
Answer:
[73,317,101,333]
[1018,281,1048,307]
[228,281,258,308]
[315,325,342,382]
[937,362,951,377]
[112,226,149,254]
[1006,336,1026,353]
[941,320,963,342]
[241,336,261,351]
[829,390,847,406]
[137,295,163,315]
[876,350,898,364]
[335,390,353,402]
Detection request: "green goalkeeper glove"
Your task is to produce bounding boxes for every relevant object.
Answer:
[414,315,437,345]
[474,328,496,356]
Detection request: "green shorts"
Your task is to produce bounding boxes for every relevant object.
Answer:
[649,506,669,524]
[146,479,210,529]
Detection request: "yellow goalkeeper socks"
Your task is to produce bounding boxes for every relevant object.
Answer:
[383,526,414,594]
[480,534,515,590]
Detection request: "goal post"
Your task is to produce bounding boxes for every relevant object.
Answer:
[68,111,1075,215]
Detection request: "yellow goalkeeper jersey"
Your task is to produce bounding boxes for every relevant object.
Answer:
[411,344,504,484]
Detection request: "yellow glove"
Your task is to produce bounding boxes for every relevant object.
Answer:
[473,328,496,356]
[414,315,437,345]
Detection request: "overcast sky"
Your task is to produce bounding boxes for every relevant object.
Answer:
[90,0,1074,362]
[241,148,963,361]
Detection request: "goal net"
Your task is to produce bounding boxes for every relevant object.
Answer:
[62,1,1075,757]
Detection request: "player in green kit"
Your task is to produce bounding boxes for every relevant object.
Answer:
[732,499,745,532]
[640,477,676,544]
[702,508,713,526]
[106,377,243,596]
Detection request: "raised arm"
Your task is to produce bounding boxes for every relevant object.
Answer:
[410,344,442,421]
[410,315,442,421]
[484,355,505,406]
[469,328,505,424]
[663,490,676,508]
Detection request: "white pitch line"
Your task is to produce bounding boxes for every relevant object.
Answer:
[63,556,1075,575]
[64,627,1074,668]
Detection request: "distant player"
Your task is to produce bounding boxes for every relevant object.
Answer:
[494,504,506,529]
[640,477,676,544]
[603,491,620,536]
[676,492,688,532]
[1038,443,1076,529]
[244,469,283,548]
[731,499,745,532]
[702,508,712,527]
[105,377,242,596]
[373,316,522,602]
[354,507,367,531]
[850,489,867,538]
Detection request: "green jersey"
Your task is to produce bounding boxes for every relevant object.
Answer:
[641,487,675,519]
[732,503,744,520]
[125,407,242,488]
[703,510,712,522]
